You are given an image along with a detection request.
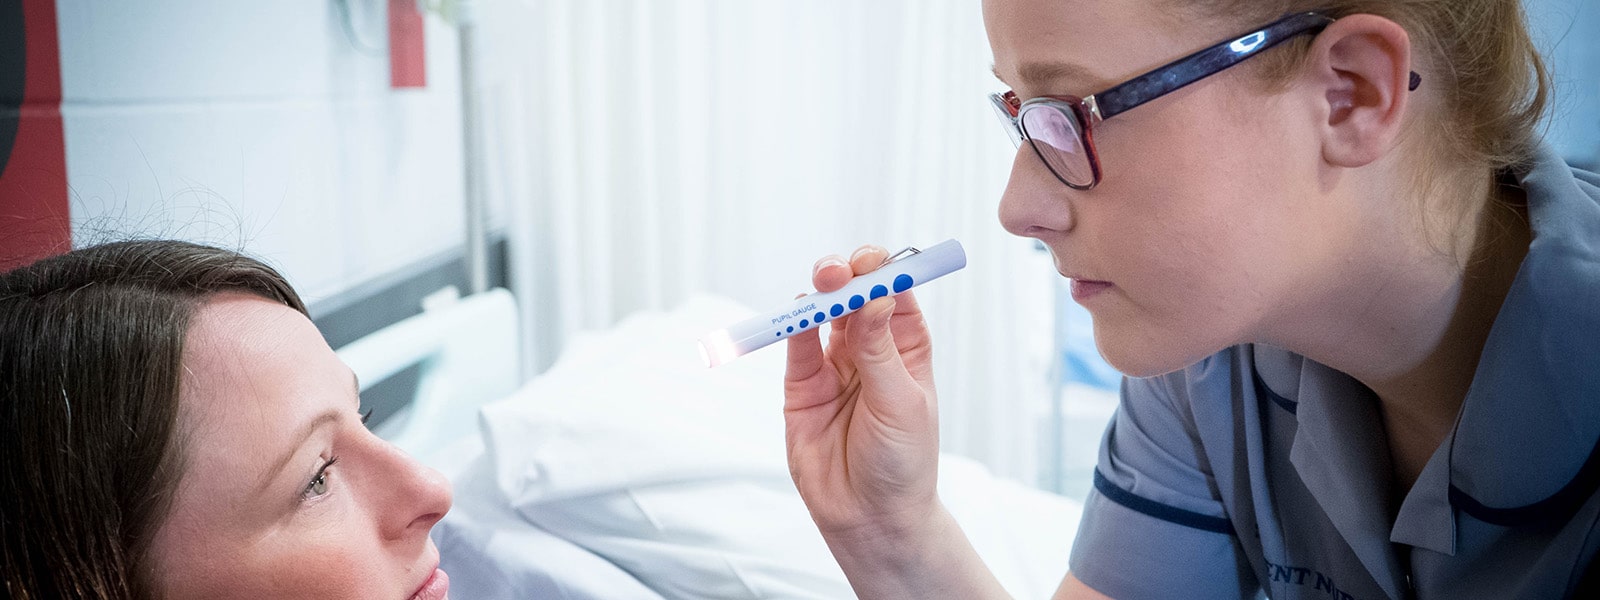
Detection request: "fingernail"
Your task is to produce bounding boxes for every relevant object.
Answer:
[817,256,847,271]
[850,247,874,261]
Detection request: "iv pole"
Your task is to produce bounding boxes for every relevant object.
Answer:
[437,0,490,294]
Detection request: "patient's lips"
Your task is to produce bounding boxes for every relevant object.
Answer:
[408,567,449,600]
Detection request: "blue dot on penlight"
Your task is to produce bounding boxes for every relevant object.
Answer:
[814,312,826,324]
[787,326,794,333]
[831,304,845,317]
[849,295,865,310]
[893,273,914,293]
[870,284,889,299]
[776,332,782,337]
[800,319,810,328]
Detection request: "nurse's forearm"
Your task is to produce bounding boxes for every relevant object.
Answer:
[821,503,1012,600]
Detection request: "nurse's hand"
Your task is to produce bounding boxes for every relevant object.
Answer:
[783,245,942,546]
[783,246,1015,600]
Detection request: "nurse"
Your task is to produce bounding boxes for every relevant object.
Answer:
[783,0,1598,598]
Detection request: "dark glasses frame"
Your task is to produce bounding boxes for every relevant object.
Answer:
[990,11,1422,190]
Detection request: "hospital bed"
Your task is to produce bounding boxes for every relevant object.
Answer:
[338,289,1084,599]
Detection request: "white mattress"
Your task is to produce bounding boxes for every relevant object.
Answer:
[431,295,1081,599]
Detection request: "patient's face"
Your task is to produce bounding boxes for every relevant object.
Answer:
[148,294,453,599]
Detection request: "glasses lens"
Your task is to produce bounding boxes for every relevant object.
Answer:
[1019,103,1094,188]
[988,94,1023,148]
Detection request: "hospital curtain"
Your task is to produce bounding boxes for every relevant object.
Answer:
[477,0,1055,485]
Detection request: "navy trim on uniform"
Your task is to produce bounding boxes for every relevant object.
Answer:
[1252,369,1298,415]
[1449,435,1600,528]
[1093,468,1235,535]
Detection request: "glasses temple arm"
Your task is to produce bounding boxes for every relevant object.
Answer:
[1093,12,1335,120]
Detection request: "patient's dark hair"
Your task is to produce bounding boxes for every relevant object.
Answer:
[0,240,306,599]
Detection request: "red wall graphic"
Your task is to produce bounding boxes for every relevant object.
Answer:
[0,0,69,271]
[389,0,427,89]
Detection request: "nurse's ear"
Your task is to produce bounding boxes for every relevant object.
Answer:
[1301,14,1416,169]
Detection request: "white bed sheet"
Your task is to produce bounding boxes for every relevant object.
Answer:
[433,295,1081,599]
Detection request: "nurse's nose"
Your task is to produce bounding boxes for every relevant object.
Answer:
[997,145,1075,239]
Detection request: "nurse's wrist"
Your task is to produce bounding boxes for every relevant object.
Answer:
[818,498,944,553]
[820,502,1011,599]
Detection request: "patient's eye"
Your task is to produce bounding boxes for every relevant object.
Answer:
[302,456,339,501]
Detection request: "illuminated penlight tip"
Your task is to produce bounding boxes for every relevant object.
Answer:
[697,330,738,368]
[697,340,714,368]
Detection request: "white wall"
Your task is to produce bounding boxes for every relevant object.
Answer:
[58,0,468,306]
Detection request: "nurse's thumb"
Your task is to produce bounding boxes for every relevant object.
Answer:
[846,297,913,390]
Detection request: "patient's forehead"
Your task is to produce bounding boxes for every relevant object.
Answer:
[175,294,347,499]
[181,293,334,413]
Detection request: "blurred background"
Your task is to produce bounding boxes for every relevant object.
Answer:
[1,0,1594,498]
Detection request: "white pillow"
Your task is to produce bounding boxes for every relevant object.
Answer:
[482,297,787,502]
[481,297,852,598]
[435,454,667,599]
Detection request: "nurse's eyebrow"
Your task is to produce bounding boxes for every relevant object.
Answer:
[992,60,1105,91]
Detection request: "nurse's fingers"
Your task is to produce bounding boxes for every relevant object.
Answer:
[850,243,923,332]
[816,245,886,336]
[848,245,890,277]
[786,290,832,387]
[784,325,829,386]
[813,255,853,293]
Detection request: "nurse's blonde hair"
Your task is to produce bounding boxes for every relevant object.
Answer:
[1189,0,1551,175]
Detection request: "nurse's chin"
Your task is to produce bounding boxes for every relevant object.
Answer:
[1094,332,1224,380]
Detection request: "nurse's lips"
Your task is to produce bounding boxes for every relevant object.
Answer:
[1067,277,1113,302]
[408,567,449,600]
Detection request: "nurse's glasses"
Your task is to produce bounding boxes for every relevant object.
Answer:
[989,11,1422,191]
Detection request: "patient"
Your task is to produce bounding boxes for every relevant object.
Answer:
[0,241,452,600]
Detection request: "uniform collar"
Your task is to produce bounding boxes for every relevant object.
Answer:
[1280,356,1413,597]
[1262,144,1600,565]
[1441,145,1600,527]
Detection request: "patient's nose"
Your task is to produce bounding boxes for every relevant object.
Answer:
[374,441,453,541]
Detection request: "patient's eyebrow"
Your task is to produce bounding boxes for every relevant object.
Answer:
[257,410,343,498]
